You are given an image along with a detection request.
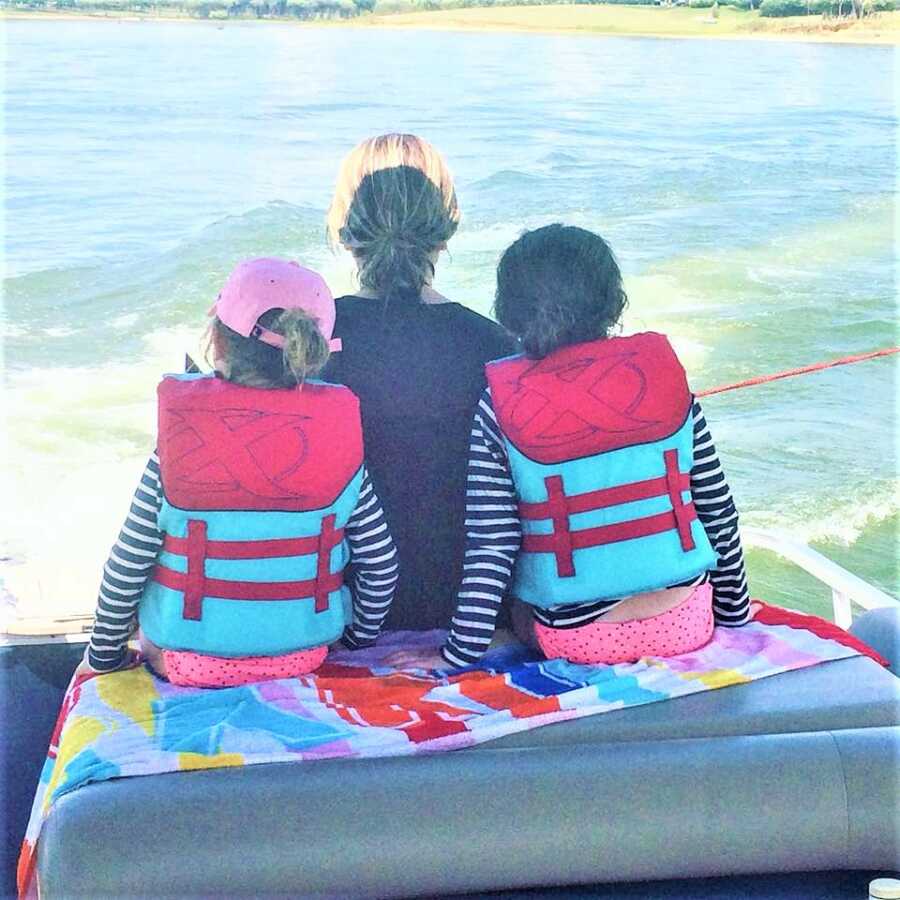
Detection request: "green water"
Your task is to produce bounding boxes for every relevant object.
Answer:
[2,20,896,619]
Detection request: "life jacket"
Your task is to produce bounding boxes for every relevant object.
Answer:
[139,373,365,657]
[485,332,717,609]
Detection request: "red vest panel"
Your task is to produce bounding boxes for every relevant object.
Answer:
[486,332,692,464]
[157,376,364,511]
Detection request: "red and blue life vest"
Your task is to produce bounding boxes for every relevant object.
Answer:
[486,332,717,609]
[139,373,364,657]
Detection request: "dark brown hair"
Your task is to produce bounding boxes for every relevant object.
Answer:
[494,224,628,359]
[337,166,458,303]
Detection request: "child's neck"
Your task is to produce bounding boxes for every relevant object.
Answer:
[217,368,283,390]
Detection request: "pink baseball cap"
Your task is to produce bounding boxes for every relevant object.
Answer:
[210,257,341,352]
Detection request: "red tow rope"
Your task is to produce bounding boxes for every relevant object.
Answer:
[697,347,900,398]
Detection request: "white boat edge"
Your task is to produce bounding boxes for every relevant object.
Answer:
[740,526,900,629]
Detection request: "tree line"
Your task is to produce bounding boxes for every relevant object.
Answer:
[5,0,369,18]
[3,0,893,20]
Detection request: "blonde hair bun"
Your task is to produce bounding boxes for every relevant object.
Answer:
[278,308,330,383]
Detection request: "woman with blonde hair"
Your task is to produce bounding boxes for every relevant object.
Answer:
[322,134,514,633]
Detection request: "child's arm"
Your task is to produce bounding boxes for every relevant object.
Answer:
[688,399,752,625]
[340,467,399,649]
[441,389,522,668]
[87,453,164,672]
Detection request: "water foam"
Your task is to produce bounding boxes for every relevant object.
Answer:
[748,479,900,548]
[2,323,205,619]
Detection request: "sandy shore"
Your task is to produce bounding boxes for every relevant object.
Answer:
[4,5,898,44]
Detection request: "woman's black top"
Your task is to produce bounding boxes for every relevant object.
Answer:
[321,296,516,631]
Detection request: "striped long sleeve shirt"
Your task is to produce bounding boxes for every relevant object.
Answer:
[441,389,751,668]
[88,454,399,672]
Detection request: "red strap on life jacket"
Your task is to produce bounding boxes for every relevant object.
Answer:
[315,515,340,615]
[162,530,344,561]
[156,516,345,620]
[487,332,692,464]
[521,449,697,577]
[519,470,692,520]
[664,448,696,553]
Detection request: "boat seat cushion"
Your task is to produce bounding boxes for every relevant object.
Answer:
[850,606,900,673]
[483,653,899,749]
[38,725,900,897]
[35,641,900,897]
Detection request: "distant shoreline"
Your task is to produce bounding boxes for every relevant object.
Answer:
[4,4,898,44]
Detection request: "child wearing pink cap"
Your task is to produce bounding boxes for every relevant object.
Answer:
[83,257,398,687]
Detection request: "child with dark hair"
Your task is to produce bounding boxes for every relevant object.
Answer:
[440,224,751,668]
[85,257,398,687]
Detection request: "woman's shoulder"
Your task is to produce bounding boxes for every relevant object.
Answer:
[333,294,365,314]
[334,295,514,355]
[332,295,378,333]
[435,302,515,355]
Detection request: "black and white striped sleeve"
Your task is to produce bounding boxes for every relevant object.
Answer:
[87,454,164,672]
[688,399,751,626]
[341,467,400,649]
[442,389,521,668]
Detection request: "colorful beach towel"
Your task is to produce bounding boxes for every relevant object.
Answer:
[17,602,885,896]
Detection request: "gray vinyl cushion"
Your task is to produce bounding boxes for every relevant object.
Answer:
[38,726,899,898]
[485,654,899,749]
[851,607,900,674]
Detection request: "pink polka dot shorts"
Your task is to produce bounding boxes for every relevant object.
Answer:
[534,582,714,666]
[160,644,328,688]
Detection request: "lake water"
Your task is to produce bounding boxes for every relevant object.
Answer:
[2,18,897,622]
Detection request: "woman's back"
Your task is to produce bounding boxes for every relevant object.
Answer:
[323,297,514,629]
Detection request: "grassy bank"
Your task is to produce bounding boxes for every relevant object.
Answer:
[4,3,899,42]
[360,5,900,42]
